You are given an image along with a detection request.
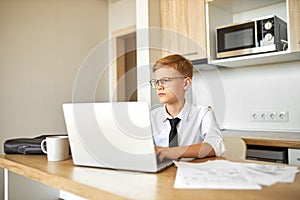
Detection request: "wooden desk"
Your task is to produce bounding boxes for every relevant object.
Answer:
[0,155,300,200]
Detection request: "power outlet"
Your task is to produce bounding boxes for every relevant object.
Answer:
[250,111,289,122]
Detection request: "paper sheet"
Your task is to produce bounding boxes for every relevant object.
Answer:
[241,162,299,186]
[173,160,299,190]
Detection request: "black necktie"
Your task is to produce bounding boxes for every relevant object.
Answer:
[168,118,181,147]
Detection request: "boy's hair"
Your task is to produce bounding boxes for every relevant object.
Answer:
[153,54,193,78]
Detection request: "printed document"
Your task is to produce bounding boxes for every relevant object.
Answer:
[174,160,299,190]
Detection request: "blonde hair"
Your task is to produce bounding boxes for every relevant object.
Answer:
[152,54,193,78]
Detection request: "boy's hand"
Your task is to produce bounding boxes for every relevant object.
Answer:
[155,146,184,161]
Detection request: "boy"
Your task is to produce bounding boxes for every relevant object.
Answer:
[150,54,225,161]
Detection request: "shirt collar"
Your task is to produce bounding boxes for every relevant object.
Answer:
[163,100,191,122]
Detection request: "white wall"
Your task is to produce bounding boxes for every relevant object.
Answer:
[193,61,300,132]
[0,0,108,198]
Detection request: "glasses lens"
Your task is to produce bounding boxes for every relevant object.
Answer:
[150,80,156,88]
[160,78,171,87]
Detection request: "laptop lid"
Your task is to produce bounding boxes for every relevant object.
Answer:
[63,102,171,172]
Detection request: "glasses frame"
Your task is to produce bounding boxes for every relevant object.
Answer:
[149,76,186,89]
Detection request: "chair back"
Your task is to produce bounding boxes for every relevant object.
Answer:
[223,136,246,160]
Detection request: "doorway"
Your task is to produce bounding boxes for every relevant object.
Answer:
[114,30,137,101]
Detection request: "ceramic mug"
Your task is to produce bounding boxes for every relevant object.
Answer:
[41,136,69,161]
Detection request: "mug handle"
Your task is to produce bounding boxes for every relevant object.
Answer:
[41,139,47,154]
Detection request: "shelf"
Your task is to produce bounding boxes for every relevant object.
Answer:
[208,0,285,14]
[209,51,300,68]
[192,58,219,70]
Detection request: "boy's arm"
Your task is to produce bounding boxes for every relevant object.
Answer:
[155,142,215,161]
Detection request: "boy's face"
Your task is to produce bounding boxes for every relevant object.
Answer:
[153,66,188,105]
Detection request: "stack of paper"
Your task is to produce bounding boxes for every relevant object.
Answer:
[173,160,299,190]
[241,162,299,186]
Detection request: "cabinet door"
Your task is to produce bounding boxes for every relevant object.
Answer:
[289,0,300,52]
[288,148,300,166]
[160,0,206,60]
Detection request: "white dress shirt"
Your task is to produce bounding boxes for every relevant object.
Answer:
[150,101,225,156]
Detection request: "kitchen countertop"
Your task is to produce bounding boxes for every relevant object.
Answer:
[222,130,300,148]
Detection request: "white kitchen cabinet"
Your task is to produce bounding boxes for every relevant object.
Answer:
[288,148,300,166]
[205,0,300,68]
[160,0,207,60]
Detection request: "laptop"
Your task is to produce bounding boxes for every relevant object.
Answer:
[62,102,174,173]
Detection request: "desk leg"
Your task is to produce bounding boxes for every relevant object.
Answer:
[4,169,8,200]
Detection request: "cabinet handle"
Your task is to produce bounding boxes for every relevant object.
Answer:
[182,52,199,56]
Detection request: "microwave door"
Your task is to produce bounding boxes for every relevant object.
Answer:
[217,21,256,59]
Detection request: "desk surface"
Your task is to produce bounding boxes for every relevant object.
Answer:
[0,155,300,200]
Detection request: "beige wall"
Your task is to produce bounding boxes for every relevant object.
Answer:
[0,0,108,145]
[109,0,136,33]
[0,0,108,198]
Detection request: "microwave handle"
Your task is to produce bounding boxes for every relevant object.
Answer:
[255,21,259,47]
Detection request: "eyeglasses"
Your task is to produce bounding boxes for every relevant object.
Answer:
[149,77,186,89]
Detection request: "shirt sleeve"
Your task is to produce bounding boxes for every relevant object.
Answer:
[201,108,226,156]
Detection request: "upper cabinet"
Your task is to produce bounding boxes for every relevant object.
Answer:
[205,0,300,68]
[288,0,300,52]
[160,0,207,60]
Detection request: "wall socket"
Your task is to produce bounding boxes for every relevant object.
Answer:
[250,111,289,122]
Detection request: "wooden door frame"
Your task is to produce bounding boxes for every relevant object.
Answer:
[111,25,136,101]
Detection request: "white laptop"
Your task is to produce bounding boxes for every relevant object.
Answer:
[62,102,173,173]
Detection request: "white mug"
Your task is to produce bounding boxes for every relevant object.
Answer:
[41,136,70,161]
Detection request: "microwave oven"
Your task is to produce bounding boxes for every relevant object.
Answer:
[216,15,287,59]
